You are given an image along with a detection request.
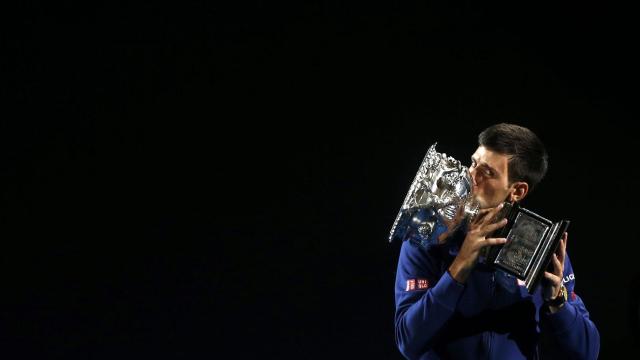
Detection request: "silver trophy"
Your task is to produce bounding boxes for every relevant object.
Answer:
[388,143,480,248]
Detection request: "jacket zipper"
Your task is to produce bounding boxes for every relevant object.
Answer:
[487,272,495,359]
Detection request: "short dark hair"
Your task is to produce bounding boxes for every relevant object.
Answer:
[478,123,548,191]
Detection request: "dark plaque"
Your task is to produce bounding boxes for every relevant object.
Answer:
[484,203,570,293]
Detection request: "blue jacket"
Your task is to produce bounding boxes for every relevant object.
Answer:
[394,233,600,359]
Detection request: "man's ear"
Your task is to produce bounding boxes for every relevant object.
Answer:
[509,182,529,202]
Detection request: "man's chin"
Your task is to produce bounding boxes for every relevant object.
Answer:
[477,200,498,210]
[473,195,503,209]
[475,199,489,209]
[478,200,510,210]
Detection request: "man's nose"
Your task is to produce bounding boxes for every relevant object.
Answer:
[469,168,478,186]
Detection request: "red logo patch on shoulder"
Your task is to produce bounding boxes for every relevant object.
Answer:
[406,278,429,291]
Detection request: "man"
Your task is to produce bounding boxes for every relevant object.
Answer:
[394,123,600,359]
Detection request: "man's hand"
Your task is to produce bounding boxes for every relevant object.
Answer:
[543,232,568,313]
[448,203,508,283]
[436,202,467,244]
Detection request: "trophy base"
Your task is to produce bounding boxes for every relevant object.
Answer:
[483,203,570,294]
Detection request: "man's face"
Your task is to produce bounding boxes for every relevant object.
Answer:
[469,146,517,209]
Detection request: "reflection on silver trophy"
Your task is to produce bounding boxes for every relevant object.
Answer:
[388,143,480,247]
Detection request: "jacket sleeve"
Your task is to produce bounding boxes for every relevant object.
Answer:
[394,241,465,359]
[539,253,600,360]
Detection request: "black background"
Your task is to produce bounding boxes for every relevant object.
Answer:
[4,1,640,358]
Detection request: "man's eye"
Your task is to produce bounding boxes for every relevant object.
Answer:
[484,169,492,176]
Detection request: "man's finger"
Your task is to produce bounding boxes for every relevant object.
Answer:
[544,271,562,285]
[481,203,505,226]
[551,253,563,276]
[484,218,508,234]
[483,237,508,247]
[558,232,568,264]
[473,208,493,224]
